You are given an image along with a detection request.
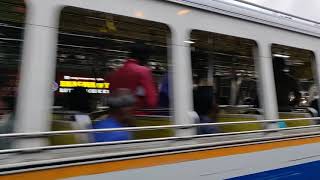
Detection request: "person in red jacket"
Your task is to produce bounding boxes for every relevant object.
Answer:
[108,42,158,112]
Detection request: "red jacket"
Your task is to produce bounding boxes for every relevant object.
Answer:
[108,59,158,109]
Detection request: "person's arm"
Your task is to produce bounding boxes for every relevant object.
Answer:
[140,69,158,108]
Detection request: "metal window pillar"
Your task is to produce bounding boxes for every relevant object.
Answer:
[171,28,196,136]
[14,0,61,148]
[253,42,279,128]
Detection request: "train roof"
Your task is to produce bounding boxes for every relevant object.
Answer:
[165,0,320,38]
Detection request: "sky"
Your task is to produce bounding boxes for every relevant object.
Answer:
[242,0,320,23]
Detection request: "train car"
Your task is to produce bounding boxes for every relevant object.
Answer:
[1,0,320,179]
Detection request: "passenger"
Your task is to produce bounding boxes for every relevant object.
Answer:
[0,77,16,149]
[107,42,158,113]
[273,57,301,111]
[311,99,319,117]
[158,73,169,108]
[309,84,320,117]
[193,72,220,134]
[0,77,9,117]
[61,87,93,134]
[0,96,7,118]
[92,89,135,142]
[308,84,318,104]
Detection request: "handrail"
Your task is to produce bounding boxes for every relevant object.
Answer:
[138,108,171,111]
[1,123,320,154]
[3,131,320,173]
[0,117,318,138]
[134,115,171,118]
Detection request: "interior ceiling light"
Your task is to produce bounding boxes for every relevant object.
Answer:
[273,54,290,58]
[134,11,144,18]
[184,40,195,44]
[177,9,191,16]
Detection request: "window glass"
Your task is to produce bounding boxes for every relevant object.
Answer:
[190,30,259,134]
[52,7,171,144]
[191,30,258,106]
[271,44,317,116]
[0,0,25,149]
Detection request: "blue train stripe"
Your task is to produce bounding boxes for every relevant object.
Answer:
[229,160,320,179]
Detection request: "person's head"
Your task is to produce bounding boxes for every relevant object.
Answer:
[194,71,208,86]
[273,57,286,74]
[107,89,136,125]
[128,41,151,66]
[66,87,92,113]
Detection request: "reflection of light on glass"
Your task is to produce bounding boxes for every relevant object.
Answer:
[283,68,290,73]
[177,9,191,16]
[184,40,195,44]
[134,11,144,18]
[273,54,290,58]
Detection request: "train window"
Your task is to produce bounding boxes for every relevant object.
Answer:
[190,30,259,133]
[52,7,172,144]
[0,0,25,136]
[271,44,317,116]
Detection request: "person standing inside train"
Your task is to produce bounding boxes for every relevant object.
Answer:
[273,57,301,128]
[107,42,158,113]
[193,72,220,134]
[273,57,301,112]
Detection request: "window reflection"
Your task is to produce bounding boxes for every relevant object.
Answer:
[51,7,172,145]
[272,45,317,114]
[0,0,25,149]
[191,30,258,108]
[190,30,259,134]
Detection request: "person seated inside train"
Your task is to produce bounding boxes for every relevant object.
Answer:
[107,42,158,113]
[193,73,220,134]
[92,89,135,142]
[273,57,301,112]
